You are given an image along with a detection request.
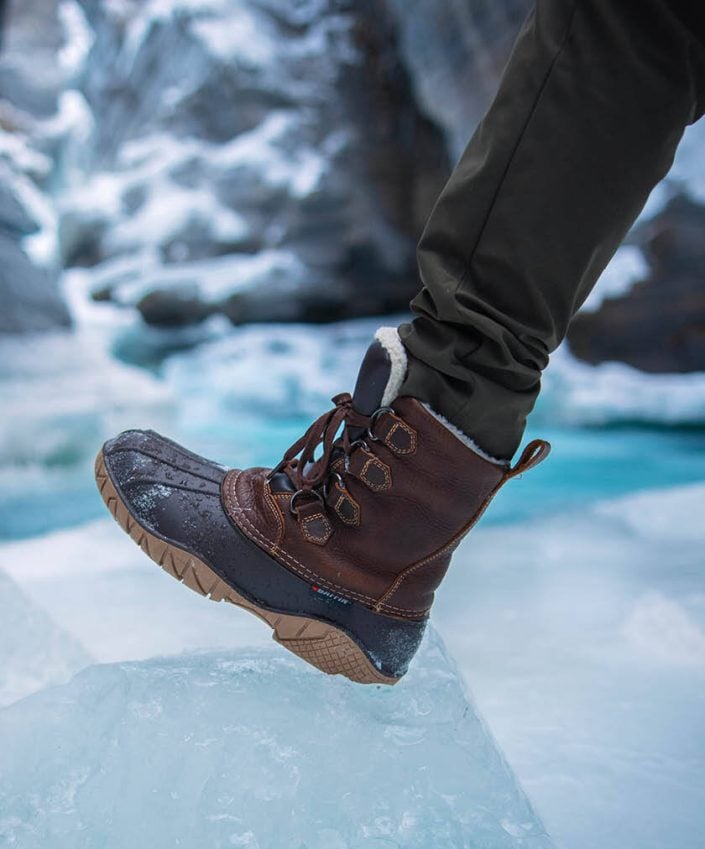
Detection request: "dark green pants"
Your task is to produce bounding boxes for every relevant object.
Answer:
[398,0,705,459]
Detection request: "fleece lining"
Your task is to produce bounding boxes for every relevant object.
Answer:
[374,326,508,467]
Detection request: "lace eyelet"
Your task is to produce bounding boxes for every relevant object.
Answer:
[322,470,344,500]
[365,406,394,443]
[346,439,369,471]
[289,488,324,517]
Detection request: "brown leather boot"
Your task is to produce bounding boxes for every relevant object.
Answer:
[95,328,549,684]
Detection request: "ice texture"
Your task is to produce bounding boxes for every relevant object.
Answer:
[438,482,705,849]
[0,328,173,470]
[0,569,90,707]
[0,519,270,662]
[0,629,553,849]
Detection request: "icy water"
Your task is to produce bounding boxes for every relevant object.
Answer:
[1,314,705,849]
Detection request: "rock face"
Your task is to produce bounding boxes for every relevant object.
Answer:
[387,0,531,157]
[0,0,72,334]
[0,161,70,333]
[568,194,705,373]
[62,0,451,326]
[0,0,65,117]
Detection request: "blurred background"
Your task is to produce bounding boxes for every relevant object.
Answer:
[1,1,704,848]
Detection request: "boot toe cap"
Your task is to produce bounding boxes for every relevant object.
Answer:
[101,429,228,550]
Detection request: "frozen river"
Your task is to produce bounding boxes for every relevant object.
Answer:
[1,305,704,849]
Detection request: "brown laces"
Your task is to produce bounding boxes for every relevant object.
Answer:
[267,393,388,510]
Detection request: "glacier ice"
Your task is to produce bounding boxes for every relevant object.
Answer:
[0,629,553,849]
[438,483,705,849]
[0,329,173,470]
[0,519,269,662]
[0,569,90,707]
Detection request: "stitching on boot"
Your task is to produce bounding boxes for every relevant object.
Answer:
[374,474,509,613]
[361,456,391,491]
[334,489,360,526]
[263,480,285,548]
[223,471,462,620]
[224,471,386,608]
[300,513,332,545]
[384,421,416,455]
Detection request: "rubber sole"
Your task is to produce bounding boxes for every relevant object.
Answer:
[95,451,398,685]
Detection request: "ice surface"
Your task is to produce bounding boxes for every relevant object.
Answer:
[3,482,705,849]
[0,569,90,708]
[438,483,705,849]
[0,329,173,470]
[0,630,552,849]
[0,519,269,662]
[0,316,177,538]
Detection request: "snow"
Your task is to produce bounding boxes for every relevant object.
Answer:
[105,182,249,257]
[4,164,58,267]
[580,245,648,313]
[0,329,174,469]
[163,317,379,420]
[57,1,95,77]
[641,119,705,218]
[541,343,705,426]
[623,593,705,667]
[191,7,277,66]
[0,630,552,849]
[0,569,90,707]
[211,110,329,198]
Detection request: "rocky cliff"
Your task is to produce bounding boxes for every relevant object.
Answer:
[0,159,70,333]
[387,0,530,157]
[2,0,701,376]
[61,0,452,326]
[568,193,705,373]
[0,0,71,333]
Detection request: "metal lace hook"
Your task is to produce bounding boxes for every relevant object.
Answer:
[289,487,324,517]
[365,406,394,443]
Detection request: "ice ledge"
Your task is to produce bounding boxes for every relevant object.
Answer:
[0,627,553,849]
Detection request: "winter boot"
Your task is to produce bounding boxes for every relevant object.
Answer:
[95,328,550,684]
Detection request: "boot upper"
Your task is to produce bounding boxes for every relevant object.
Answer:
[222,394,513,620]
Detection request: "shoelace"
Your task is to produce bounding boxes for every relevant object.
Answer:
[267,393,389,512]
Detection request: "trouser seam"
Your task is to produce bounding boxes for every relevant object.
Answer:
[454,0,578,297]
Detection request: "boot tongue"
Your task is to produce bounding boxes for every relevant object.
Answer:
[269,330,406,492]
[349,329,407,439]
[351,339,393,417]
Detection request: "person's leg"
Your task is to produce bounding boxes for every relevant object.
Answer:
[399,0,705,460]
[96,0,705,685]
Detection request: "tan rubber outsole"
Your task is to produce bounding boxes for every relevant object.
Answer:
[95,451,398,685]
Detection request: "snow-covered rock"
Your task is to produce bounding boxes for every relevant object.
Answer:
[0,157,70,333]
[0,629,552,849]
[59,0,450,326]
[0,0,66,117]
[568,193,705,373]
[541,343,705,427]
[0,568,90,707]
[388,0,530,158]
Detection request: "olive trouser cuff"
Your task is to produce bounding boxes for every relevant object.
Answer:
[398,0,705,459]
